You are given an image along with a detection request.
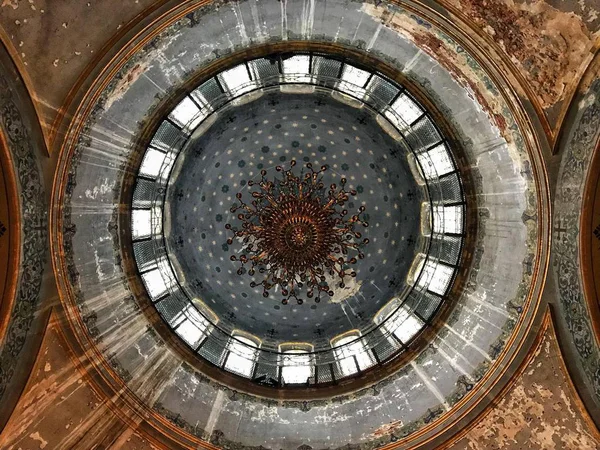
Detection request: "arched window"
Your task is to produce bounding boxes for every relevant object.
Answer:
[172,304,212,349]
[224,334,260,378]
[380,304,424,345]
[279,344,314,385]
[331,332,374,377]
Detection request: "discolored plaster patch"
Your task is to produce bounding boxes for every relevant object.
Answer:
[449,314,600,450]
[444,0,599,110]
[0,315,157,450]
[362,3,514,144]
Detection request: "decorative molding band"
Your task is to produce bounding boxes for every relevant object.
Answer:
[0,42,48,428]
[553,62,600,413]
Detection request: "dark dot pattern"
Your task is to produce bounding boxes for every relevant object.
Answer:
[166,92,424,347]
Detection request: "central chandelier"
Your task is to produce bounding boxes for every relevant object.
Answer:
[226,161,369,305]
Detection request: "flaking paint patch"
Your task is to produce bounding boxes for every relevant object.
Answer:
[445,0,599,109]
[452,323,600,449]
[369,419,403,439]
[1,0,18,9]
[328,276,362,304]
[28,432,48,449]
[104,62,150,110]
[84,177,113,199]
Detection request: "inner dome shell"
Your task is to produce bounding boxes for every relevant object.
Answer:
[165,91,424,345]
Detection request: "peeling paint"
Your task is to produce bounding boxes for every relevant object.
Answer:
[104,62,150,110]
[369,419,403,439]
[362,3,512,144]
[445,0,599,109]
[28,432,48,449]
[1,0,18,9]
[452,325,600,450]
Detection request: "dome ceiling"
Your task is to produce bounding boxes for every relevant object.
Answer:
[42,0,554,448]
[127,50,470,388]
[5,0,600,448]
[167,91,423,343]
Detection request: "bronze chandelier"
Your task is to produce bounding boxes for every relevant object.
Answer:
[226,161,369,305]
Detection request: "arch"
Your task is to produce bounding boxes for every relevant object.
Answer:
[0,41,49,429]
[552,52,600,423]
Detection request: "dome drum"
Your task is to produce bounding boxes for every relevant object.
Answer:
[127,50,469,393]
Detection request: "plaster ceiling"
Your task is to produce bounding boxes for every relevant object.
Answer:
[166,91,423,344]
[7,0,600,449]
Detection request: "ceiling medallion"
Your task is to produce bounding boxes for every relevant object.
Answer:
[226,161,369,305]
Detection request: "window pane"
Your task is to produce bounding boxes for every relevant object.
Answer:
[365,75,400,105]
[382,305,424,344]
[390,93,423,124]
[157,153,176,182]
[190,89,210,109]
[417,258,454,295]
[433,205,463,234]
[157,256,177,287]
[169,96,202,130]
[282,55,311,83]
[338,64,370,97]
[131,209,152,239]
[281,350,312,384]
[150,120,187,151]
[139,148,166,178]
[333,335,373,376]
[218,64,254,96]
[141,267,170,300]
[417,143,454,179]
[174,305,210,348]
[176,318,203,347]
[151,206,163,235]
[225,335,258,377]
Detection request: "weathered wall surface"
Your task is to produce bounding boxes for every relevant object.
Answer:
[0,0,158,143]
[441,0,600,132]
[449,313,600,450]
[0,313,157,450]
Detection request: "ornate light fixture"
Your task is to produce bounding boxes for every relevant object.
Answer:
[226,161,369,305]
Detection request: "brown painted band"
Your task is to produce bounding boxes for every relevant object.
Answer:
[0,128,21,344]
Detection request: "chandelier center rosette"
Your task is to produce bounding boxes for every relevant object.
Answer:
[226,160,370,305]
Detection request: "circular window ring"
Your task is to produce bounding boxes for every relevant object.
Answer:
[118,43,477,401]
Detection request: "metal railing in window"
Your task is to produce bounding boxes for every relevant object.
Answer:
[332,333,375,377]
[279,347,314,385]
[224,334,260,378]
[173,304,212,349]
